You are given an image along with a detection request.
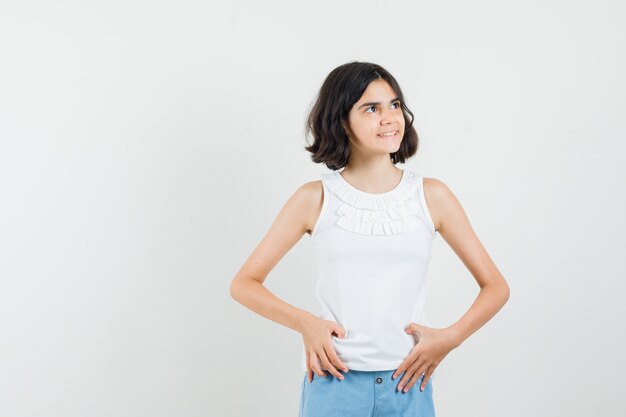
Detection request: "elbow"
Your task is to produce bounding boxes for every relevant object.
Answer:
[500,280,511,304]
[229,279,242,301]
[230,276,258,301]
[485,278,510,305]
[230,274,265,303]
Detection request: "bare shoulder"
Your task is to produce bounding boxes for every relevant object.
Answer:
[294,179,324,236]
[423,177,452,200]
[422,177,461,233]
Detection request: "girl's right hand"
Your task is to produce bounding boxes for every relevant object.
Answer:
[300,316,349,383]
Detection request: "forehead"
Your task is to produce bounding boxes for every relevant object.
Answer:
[357,79,396,101]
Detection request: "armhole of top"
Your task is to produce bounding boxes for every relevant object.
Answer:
[311,179,328,238]
[418,176,437,238]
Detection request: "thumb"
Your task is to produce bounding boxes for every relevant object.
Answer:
[333,325,347,339]
[405,323,422,334]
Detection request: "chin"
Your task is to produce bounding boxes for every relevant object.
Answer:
[378,141,401,152]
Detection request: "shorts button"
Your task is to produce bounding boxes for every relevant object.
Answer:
[375,377,383,384]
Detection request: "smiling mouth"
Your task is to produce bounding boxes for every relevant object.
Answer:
[377,130,399,139]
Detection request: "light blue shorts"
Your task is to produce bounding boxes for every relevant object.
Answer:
[298,369,435,417]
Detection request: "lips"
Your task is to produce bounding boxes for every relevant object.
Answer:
[377,130,399,138]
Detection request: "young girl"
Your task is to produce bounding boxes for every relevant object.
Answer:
[230,61,510,417]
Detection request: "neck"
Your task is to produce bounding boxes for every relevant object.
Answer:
[340,162,403,194]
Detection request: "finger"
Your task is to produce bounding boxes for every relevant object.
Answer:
[393,349,419,380]
[406,328,422,343]
[397,360,424,392]
[324,340,349,373]
[309,352,327,378]
[404,369,424,393]
[392,362,408,380]
[319,347,343,380]
[407,322,424,334]
[401,366,425,393]
[419,367,435,391]
[306,351,313,383]
[331,324,346,338]
[406,324,426,343]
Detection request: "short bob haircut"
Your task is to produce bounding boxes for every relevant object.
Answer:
[304,61,419,170]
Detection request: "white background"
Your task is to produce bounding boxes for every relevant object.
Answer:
[1,1,625,416]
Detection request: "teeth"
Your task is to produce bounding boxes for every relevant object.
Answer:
[378,131,397,137]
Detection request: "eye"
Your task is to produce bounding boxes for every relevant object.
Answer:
[365,106,377,113]
[364,102,401,113]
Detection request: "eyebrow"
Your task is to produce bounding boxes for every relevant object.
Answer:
[357,97,401,110]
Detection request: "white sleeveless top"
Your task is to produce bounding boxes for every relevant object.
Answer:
[301,168,438,379]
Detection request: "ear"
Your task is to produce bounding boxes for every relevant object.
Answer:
[342,120,352,139]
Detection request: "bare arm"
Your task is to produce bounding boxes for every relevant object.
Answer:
[424,178,511,347]
[229,181,321,333]
[230,180,350,380]
[390,178,511,392]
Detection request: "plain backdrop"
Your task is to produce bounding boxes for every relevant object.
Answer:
[1,0,625,416]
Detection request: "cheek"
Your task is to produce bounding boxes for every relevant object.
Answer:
[353,122,374,136]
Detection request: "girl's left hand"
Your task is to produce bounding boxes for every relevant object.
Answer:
[392,323,459,392]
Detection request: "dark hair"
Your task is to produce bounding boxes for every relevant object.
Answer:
[304,61,419,170]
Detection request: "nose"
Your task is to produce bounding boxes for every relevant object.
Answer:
[380,108,397,125]
[380,105,398,126]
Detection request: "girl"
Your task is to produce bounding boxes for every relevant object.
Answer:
[230,61,510,417]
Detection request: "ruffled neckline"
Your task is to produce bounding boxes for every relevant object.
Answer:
[322,169,423,235]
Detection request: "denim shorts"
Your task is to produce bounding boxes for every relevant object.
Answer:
[298,369,435,417]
